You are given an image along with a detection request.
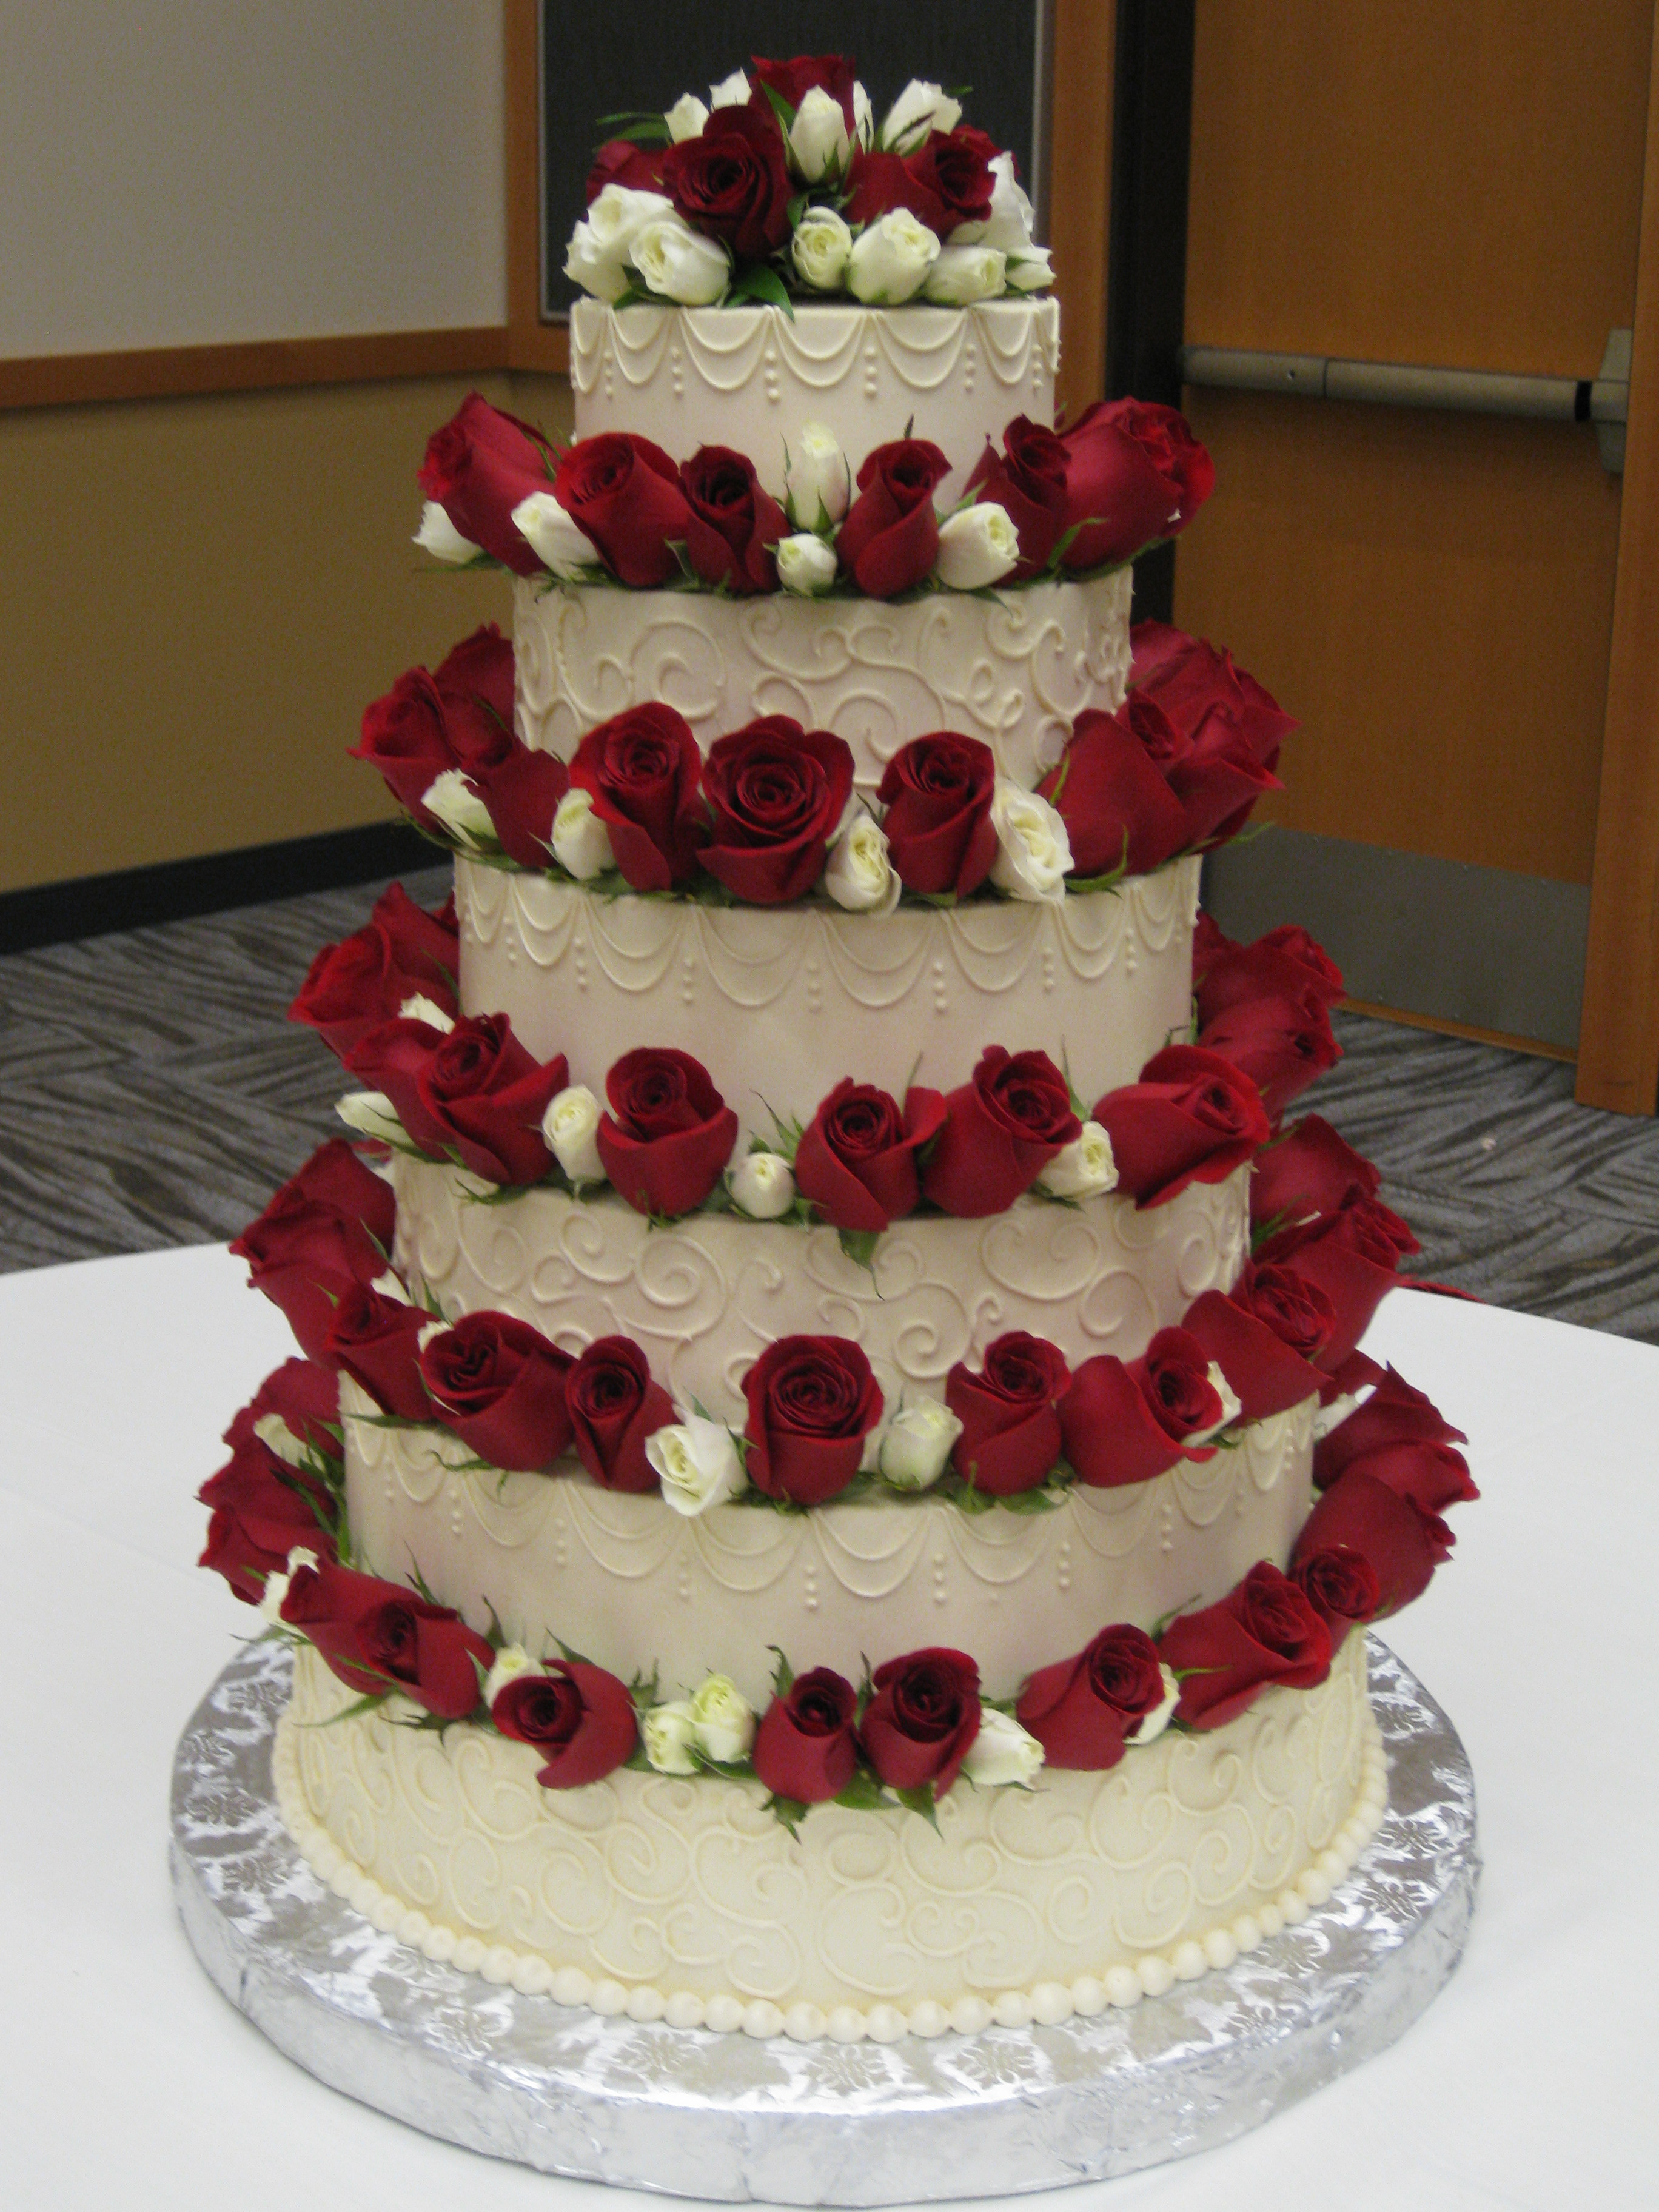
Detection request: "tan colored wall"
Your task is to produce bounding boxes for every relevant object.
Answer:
[2,370,573,895]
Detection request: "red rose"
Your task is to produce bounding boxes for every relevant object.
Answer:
[1178,1269,1332,1424]
[1196,991,1341,1124]
[1261,1197,1419,1370]
[1015,1623,1167,1770]
[743,1335,883,1505]
[418,393,550,577]
[662,104,791,261]
[585,138,665,201]
[1158,1560,1333,1731]
[432,625,516,769]
[1053,400,1215,572]
[569,703,706,891]
[362,1012,566,1186]
[793,1079,947,1232]
[281,1559,491,1719]
[1037,703,1190,878]
[289,882,460,1060]
[679,446,786,594]
[945,1332,1071,1496]
[963,418,1069,578]
[877,732,999,897]
[751,1667,859,1804]
[565,1336,674,1493]
[323,1281,431,1417]
[222,1358,341,1464]
[842,147,937,229]
[748,55,858,127]
[922,1047,1080,1217]
[859,1647,981,1798]
[1318,1425,1476,1517]
[552,434,692,588]
[471,740,569,871]
[350,668,457,826]
[1195,920,1344,1025]
[596,1047,739,1218]
[1250,1115,1381,1239]
[1292,1545,1381,1646]
[418,1311,575,1470]
[1131,623,1296,774]
[1092,1044,1271,1207]
[492,1661,638,1788]
[896,124,997,230]
[1059,1326,1226,1488]
[1315,1367,1472,1498]
[230,1142,395,1363]
[836,438,951,597]
[700,719,854,904]
[199,1435,336,1603]
[1293,1469,1455,1617]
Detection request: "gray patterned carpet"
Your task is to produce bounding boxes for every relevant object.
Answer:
[3,870,1657,1344]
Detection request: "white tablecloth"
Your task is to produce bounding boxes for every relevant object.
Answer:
[2,1245,1654,2210]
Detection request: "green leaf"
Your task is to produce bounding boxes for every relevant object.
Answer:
[894,1783,942,1832]
[301,1689,392,1729]
[1066,833,1131,897]
[727,262,796,317]
[593,110,674,144]
[954,1478,996,1516]
[837,1225,881,1275]
[764,1791,808,1840]
[768,1644,796,1697]
[757,81,797,133]
[832,1770,891,1812]
[1000,1483,1065,1515]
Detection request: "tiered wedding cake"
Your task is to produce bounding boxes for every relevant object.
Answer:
[200,56,1475,2045]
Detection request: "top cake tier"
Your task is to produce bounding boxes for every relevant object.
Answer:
[569,298,1059,506]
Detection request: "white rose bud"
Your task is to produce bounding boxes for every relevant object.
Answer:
[260,1545,320,1627]
[791,205,854,292]
[1004,246,1055,293]
[708,69,749,109]
[1314,1383,1374,1441]
[846,209,941,305]
[551,786,615,879]
[788,85,851,181]
[252,1412,306,1467]
[397,992,454,1034]
[881,80,962,153]
[510,489,599,580]
[649,1415,748,1516]
[776,531,840,595]
[825,811,901,915]
[952,153,1036,253]
[853,81,874,149]
[1037,1121,1118,1200]
[664,92,708,142]
[934,501,1019,590]
[1199,1362,1243,1441]
[923,244,1007,306]
[731,1151,796,1219]
[632,214,731,306]
[421,769,495,853]
[642,1699,699,1774]
[543,1085,605,1185]
[483,1644,537,1709]
[564,184,674,301]
[413,501,480,565]
[785,421,850,526]
[335,1090,404,1145]
[1124,1663,1181,1748]
[988,779,1073,902]
[962,1708,1045,1788]
[878,1399,963,1491]
[689,1675,756,1764]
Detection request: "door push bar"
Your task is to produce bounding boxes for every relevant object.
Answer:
[1178,329,1631,472]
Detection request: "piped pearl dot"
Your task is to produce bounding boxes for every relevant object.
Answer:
[1171,1939,1207,1982]
[705,1993,745,2034]
[664,1990,705,2029]
[1136,1952,1175,1998]
[423,1923,458,1963]
[627,1984,666,2023]
[1202,1927,1238,1972]
[743,1999,784,2039]
[992,1989,1033,2028]
[866,2003,907,2043]
[1103,1965,1141,2009]
[453,1937,486,1975]
[480,1945,517,1984]
[513,1955,554,1996]
[783,2003,826,2042]
[950,1994,993,2035]
[1231,1913,1262,1955]
[552,1965,592,2006]
[1030,1982,1073,2026]
[909,2000,950,2039]
[827,2005,865,2043]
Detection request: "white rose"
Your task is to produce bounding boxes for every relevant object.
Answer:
[1125,1663,1181,1748]
[934,501,1019,589]
[1005,246,1055,293]
[689,1675,756,1764]
[785,421,850,526]
[648,1416,747,1516]
[564,184,674,301]
[542,1085,605,1185]
[988,780,1073,902]
[731,1151,796,1219]
[791,205,854,292]
[413,501,479,565]
[421,768,495,852]
[335,1090,404,1145]
[260,1545,319,1627]
[483,1644,536,1709]
[852,81,874,149]
[788,85,851,181]
[776,531,839,595]
[962,1709,1045,1788]
[878,1399,962,1491]
[952,153,1036,253]
[825,811,900,914]
[665,92,708,141]
[510,489,599,580]
[847,209,940,304]
[632,214,731,306]
[397,992,454,1034]
[642,1699,699,1774]
[551,786,615,879]
[880,80,962,153]
[1198,1362,1243,1441]
[1037,1121,1118,1200]
[252,1411,306,1466]
[709,69,749,109]
[922,244,1007,306]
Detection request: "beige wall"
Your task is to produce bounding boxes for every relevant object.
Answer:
[2,371,574,894]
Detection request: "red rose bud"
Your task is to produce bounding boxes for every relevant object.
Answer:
[1092,1044,1271,1208]
[743,1335,884,1505]
[1131,622,1297,770]
[1178,1274,1330,1424]
[963,417,1069,578]
[1053,400,1214,572]
[1015,1623,1168,1770]
[596,1047,739,1218]
[793,1079,947,1232]
[1292,1544,1382,1647]
[492,1660,639,1788]
[1293,1469,1455,1617]
[877,732,999,896]
[836,438,951,597]
[680,446,786,594]
[700,719,854,905]
[570,703,707,891]
[1321,1433,1478,1517]
[418,393,551,577]
[1159,1560,1333,1731]
[1059,1326,1226,1488]
[418,1310,575,1470]
[1250,1115,1382,1238]
[903,123,998,225]
[1196,990,1341,1125]
[341,1010,455,1155]
[552,433,692,588]
[859,1647,982,1797]
[222,1358,341,1463]
[230,1141,396,1363]
[411,1014,567,1186]
[748,52,858,127]
[281,1559,491,1719]
[565,1336,674,1493]
[471,740,569,871]
[1316,1366,1471,1489]
[324,1281,431,1416]
[199,1436,336,1602]
[432,624,517,769]
[945,1332,1071,1496]
[1195,922,1344,1026]
[1037,703,1190,878]
[1261,1197,1419,1370]
[290,882,460,1060]
[922,1046,1080,1217]
[350,667,459,825]
[751,1667,859,1804]
[663,102,793,260]
[585,137,665,201]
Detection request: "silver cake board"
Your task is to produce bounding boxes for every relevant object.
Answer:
[171,1636,1478,2204]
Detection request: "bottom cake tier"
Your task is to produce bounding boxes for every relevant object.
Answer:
[275,1633,1386,2042]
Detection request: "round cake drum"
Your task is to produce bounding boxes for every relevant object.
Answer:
[172,1637,1477,2203]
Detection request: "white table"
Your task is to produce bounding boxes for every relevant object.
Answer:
[2,1247,1653,2210]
